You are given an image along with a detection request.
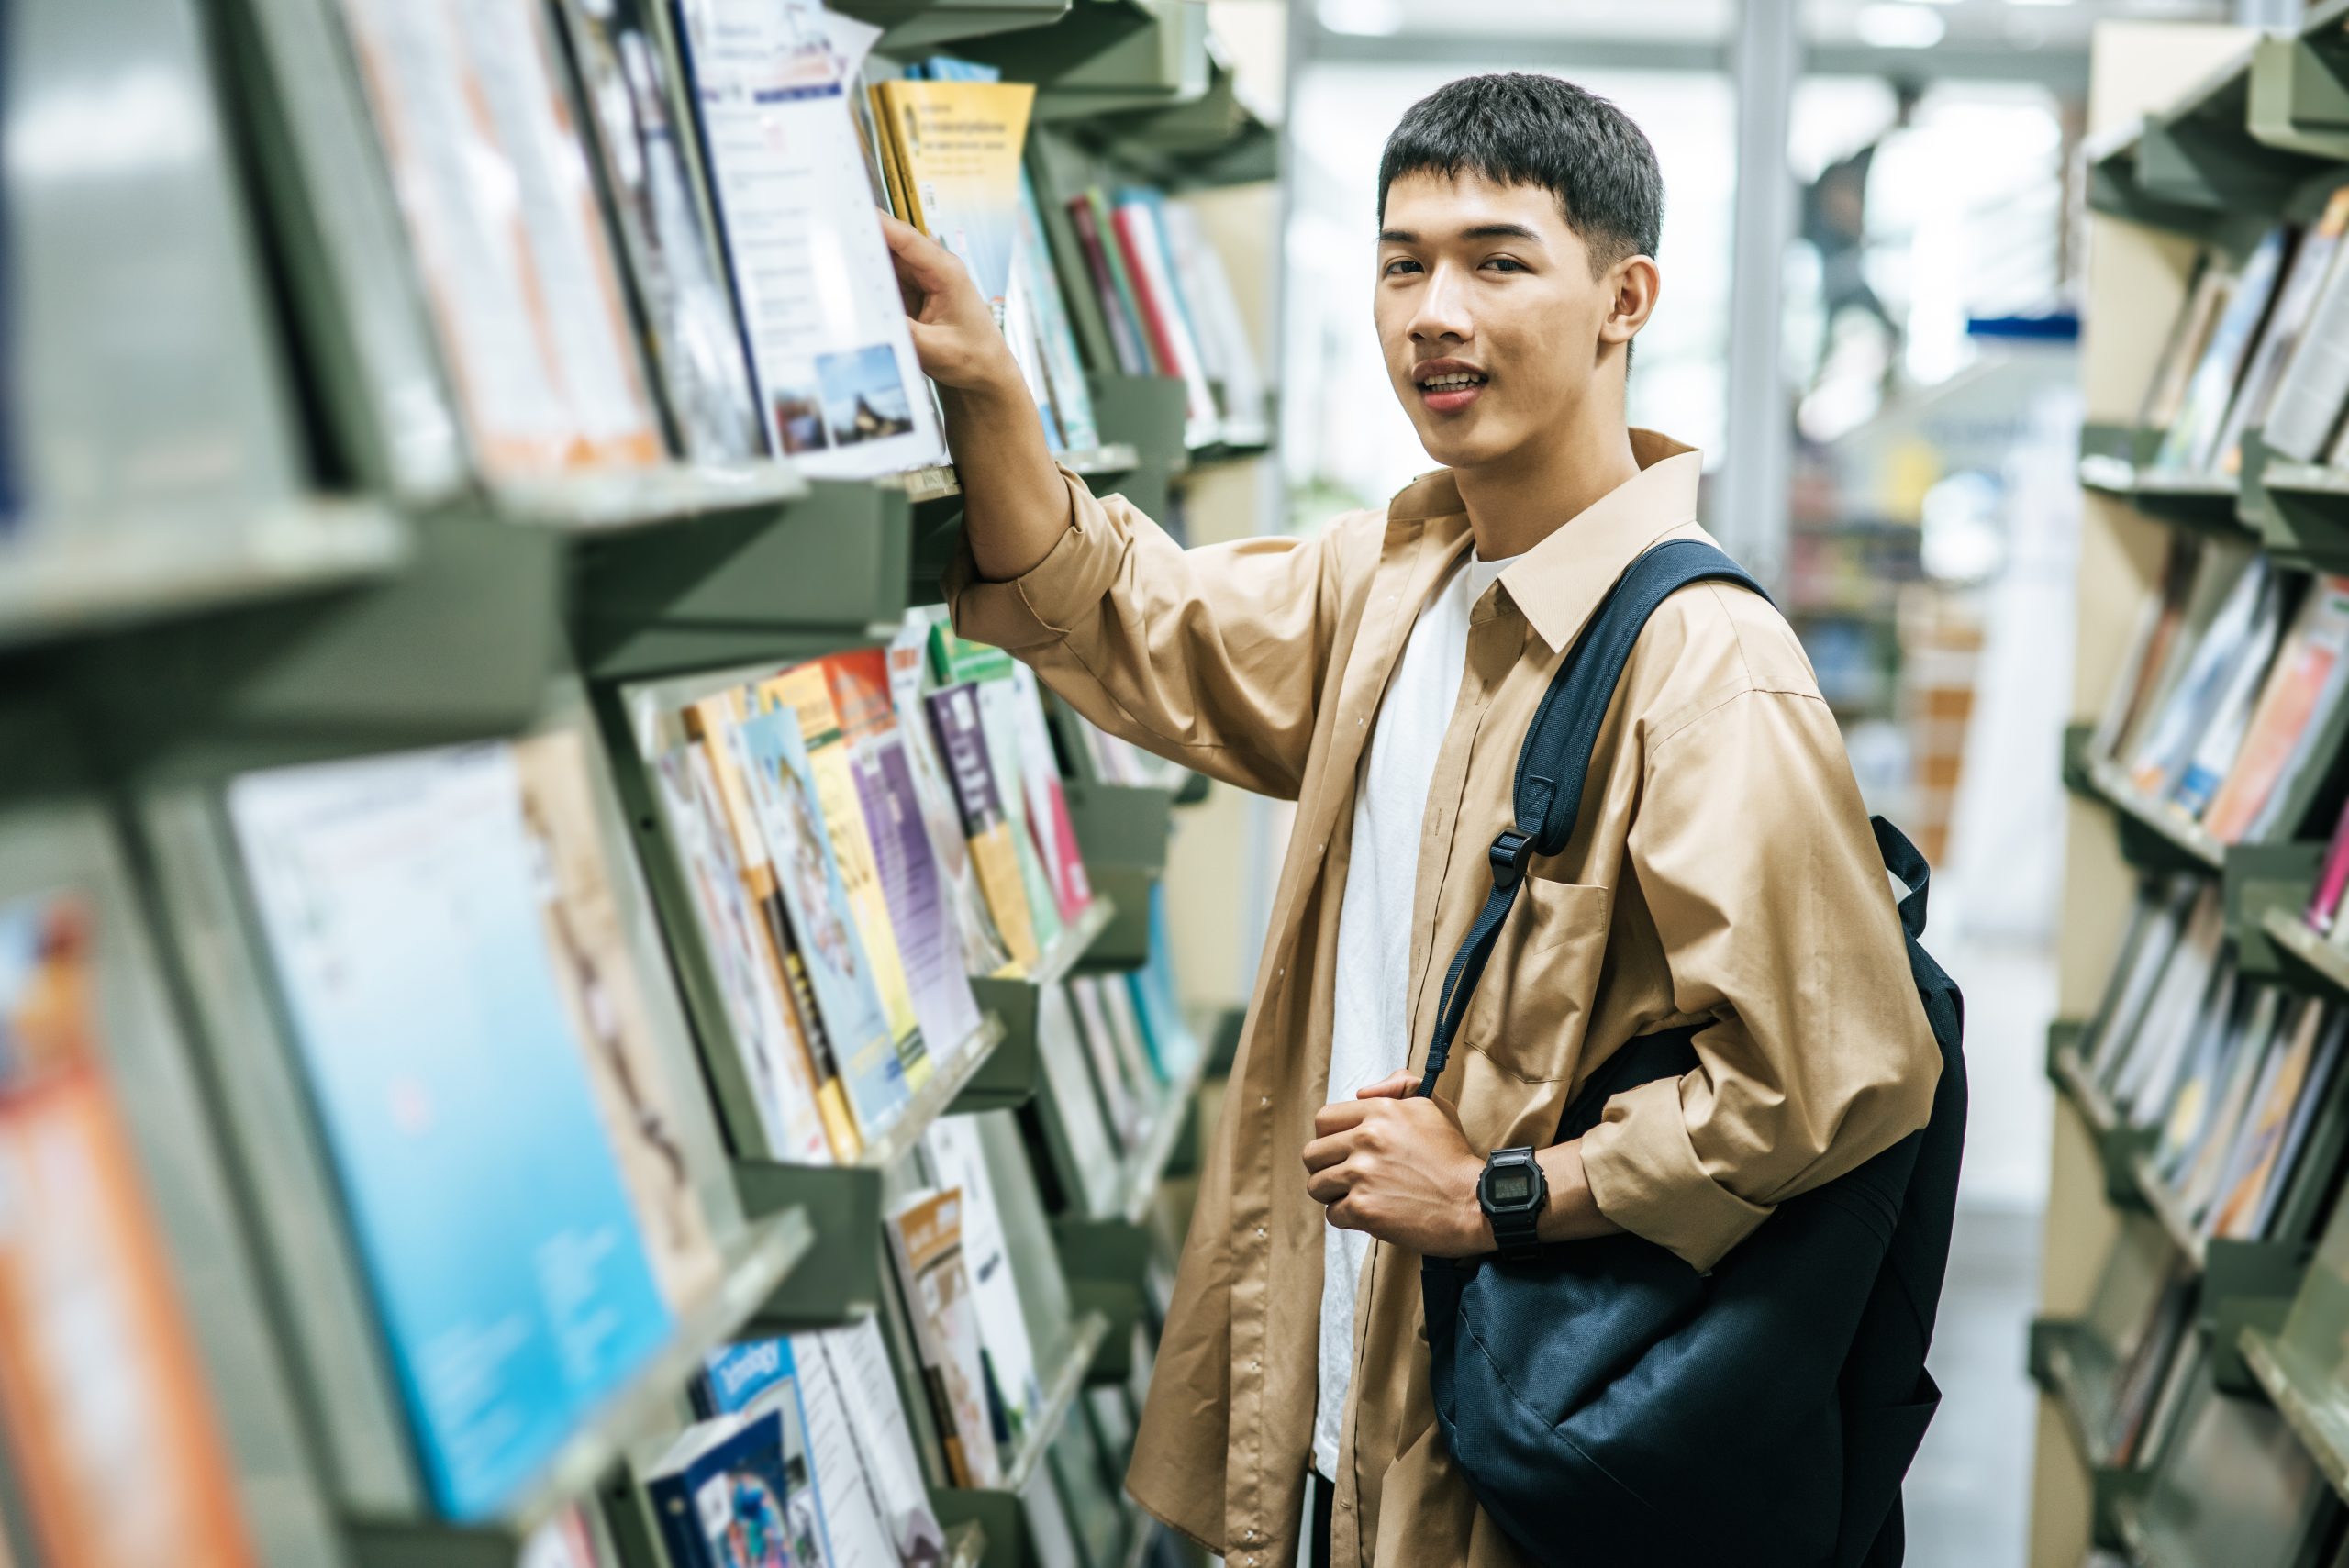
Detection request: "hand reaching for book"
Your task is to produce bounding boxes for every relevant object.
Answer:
[878,210,1071,582]
[880,211,1020,396]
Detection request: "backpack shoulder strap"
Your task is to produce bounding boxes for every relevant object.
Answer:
[1417,539,1770,1098]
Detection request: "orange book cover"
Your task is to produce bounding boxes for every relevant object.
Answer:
[2204,574,2349,841]
[0,895,257,1568]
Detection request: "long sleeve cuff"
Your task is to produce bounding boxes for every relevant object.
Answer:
[941,466,1122,651]
[1577,1076,1774,1274]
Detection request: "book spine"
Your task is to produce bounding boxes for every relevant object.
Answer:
[2310,795,2349,932]
[1083,188,1159,374]
[649,1471,714,1568]
[2267,238,2349,462]
[1066,194,1151,375]
[1108,202,1186,387]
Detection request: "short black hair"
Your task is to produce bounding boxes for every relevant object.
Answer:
[1376,73,1664,279]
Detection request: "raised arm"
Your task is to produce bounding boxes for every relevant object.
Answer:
[884,211,1339,799]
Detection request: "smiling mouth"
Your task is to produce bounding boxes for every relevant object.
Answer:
[1417,371,1487,391]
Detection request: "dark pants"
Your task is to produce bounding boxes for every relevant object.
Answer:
[1309,1470,1333,1568]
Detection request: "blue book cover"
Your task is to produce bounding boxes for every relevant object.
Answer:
[731,707,910,1142]
[228,746,674,1520]
[703,1338,840,1566]
[650,1405,833,1568]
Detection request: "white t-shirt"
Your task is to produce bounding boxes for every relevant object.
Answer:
[1312,549,1515,1482]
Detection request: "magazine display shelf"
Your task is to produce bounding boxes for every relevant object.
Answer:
[573,480,917,681]
[2139,41,2335,221]
[1055,1044,1210,1383]
[2244,1328,2349,1505]
[927,1309,1112,1566]
[833,0,1070,50]
[964,895,1122,1110]
[962,0,1210,122]
[0,0,1275,1560]
[2027,1317,2149,1551]
[344,1209,817,1568]
[2249,4,2349,165]
[2077,423,2249,535]
[0,498,412,655]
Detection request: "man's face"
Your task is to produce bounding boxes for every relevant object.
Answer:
[1375,170,1629,471]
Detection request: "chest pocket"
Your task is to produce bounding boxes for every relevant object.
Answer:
[1458,876,1611,1084]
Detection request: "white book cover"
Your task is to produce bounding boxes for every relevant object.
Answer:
[2126,556,2272,796]
[2121,540,2257,765]
[673,0,944,476]
[809,1320,946,1568]
[2172,578,2286,816]
[784,1331,899,1568]
[1068,975,1144,1147]
[1036,984,1123,1217]
[885,1188,1002,1488]
[2109,890,2226,1111]
[2273,227,2349,461]
[922,1118,1046,1455]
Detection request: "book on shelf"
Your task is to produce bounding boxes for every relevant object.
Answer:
[1033,984,1125,1218]
[512,731,728,1308]
[653,744,841,1165]
[1008,663,1094,924]
[2079,879,2349,1249]
[2274,204,2349,463]
[550,0,765,463]
[927,681,1046,974]
[1069,975,1146,1148]
[686,692,868,1162]
[1068,189,1156,381]
[2123,554,2274,797]
[332,0,666,480]
[1018,172,1104,453]
[0,891,261,1568]
[763,665,928,1072]
[822,651,988,1064]
[2200,575,2349,843]
[2221,191,2349,474]
[2138,256,2232,438]
[644,1403,827,1568]
[1109,191,1221,444]
[2311,795,2349,932]
[813,1317,949,1567]
[885,1187,1002,1488]
[519,1504,609,1568]
[229,744,682,1519]
[2153,225,2289,475]
[671,0,944,475]
[2146,1374,2330,1567]
[2166,569,2285,817]
[887,628,1017,978]
[923,1116,1048,1459]
[929,627,1076,948]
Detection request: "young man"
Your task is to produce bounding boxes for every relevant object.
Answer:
[885,73,1940,1568]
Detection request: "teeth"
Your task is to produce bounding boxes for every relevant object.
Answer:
[1420,372,1483,390]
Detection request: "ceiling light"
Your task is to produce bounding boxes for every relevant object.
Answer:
[1854,3,1948,48]
[1319,0,1405,35]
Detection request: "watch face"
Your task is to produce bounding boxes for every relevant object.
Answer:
[1488,1167,1535,1208]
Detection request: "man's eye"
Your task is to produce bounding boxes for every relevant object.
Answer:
[1486,257,1526,273]
[1384,258,1422,276]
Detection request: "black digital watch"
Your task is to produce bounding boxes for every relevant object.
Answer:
[1478,1146,1548,1262]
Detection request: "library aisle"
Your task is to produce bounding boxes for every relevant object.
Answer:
[8,2,2346,1568]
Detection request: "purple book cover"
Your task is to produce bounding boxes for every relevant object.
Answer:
[826,653,985,1062]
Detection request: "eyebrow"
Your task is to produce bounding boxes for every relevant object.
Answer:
[1376,222,1545,245]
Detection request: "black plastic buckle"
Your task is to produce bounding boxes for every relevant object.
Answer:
[1488,828,1532,891]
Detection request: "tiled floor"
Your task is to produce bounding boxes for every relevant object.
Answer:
[1905,1204,2043,1568]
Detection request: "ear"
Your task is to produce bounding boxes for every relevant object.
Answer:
[1599,253,1661,348]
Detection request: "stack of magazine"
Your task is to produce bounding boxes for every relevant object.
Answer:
[2133,188,2349,476]
[2089,534,2349,845]
[284,0,1264,493]
[2077,879,2349,1249]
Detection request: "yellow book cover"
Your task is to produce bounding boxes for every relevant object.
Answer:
[759,668,924,1065]
[871,81,1036,322]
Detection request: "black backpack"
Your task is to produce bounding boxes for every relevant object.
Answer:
[1417,539,1967,1568]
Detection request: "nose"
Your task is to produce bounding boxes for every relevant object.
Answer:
[1407,259,1474,347]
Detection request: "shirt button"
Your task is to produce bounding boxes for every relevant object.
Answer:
[1276,966,1286,978]
[1260,1095,1270,1107]
[1256,1226,1266,1238]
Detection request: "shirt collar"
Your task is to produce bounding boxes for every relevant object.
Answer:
[1385,429,1707,652]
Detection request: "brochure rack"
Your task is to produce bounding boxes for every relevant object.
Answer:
[0,0,1270,1563]
[2040,14,2349,1563]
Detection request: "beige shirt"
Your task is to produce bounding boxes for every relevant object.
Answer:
[942,430,1941,1568]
